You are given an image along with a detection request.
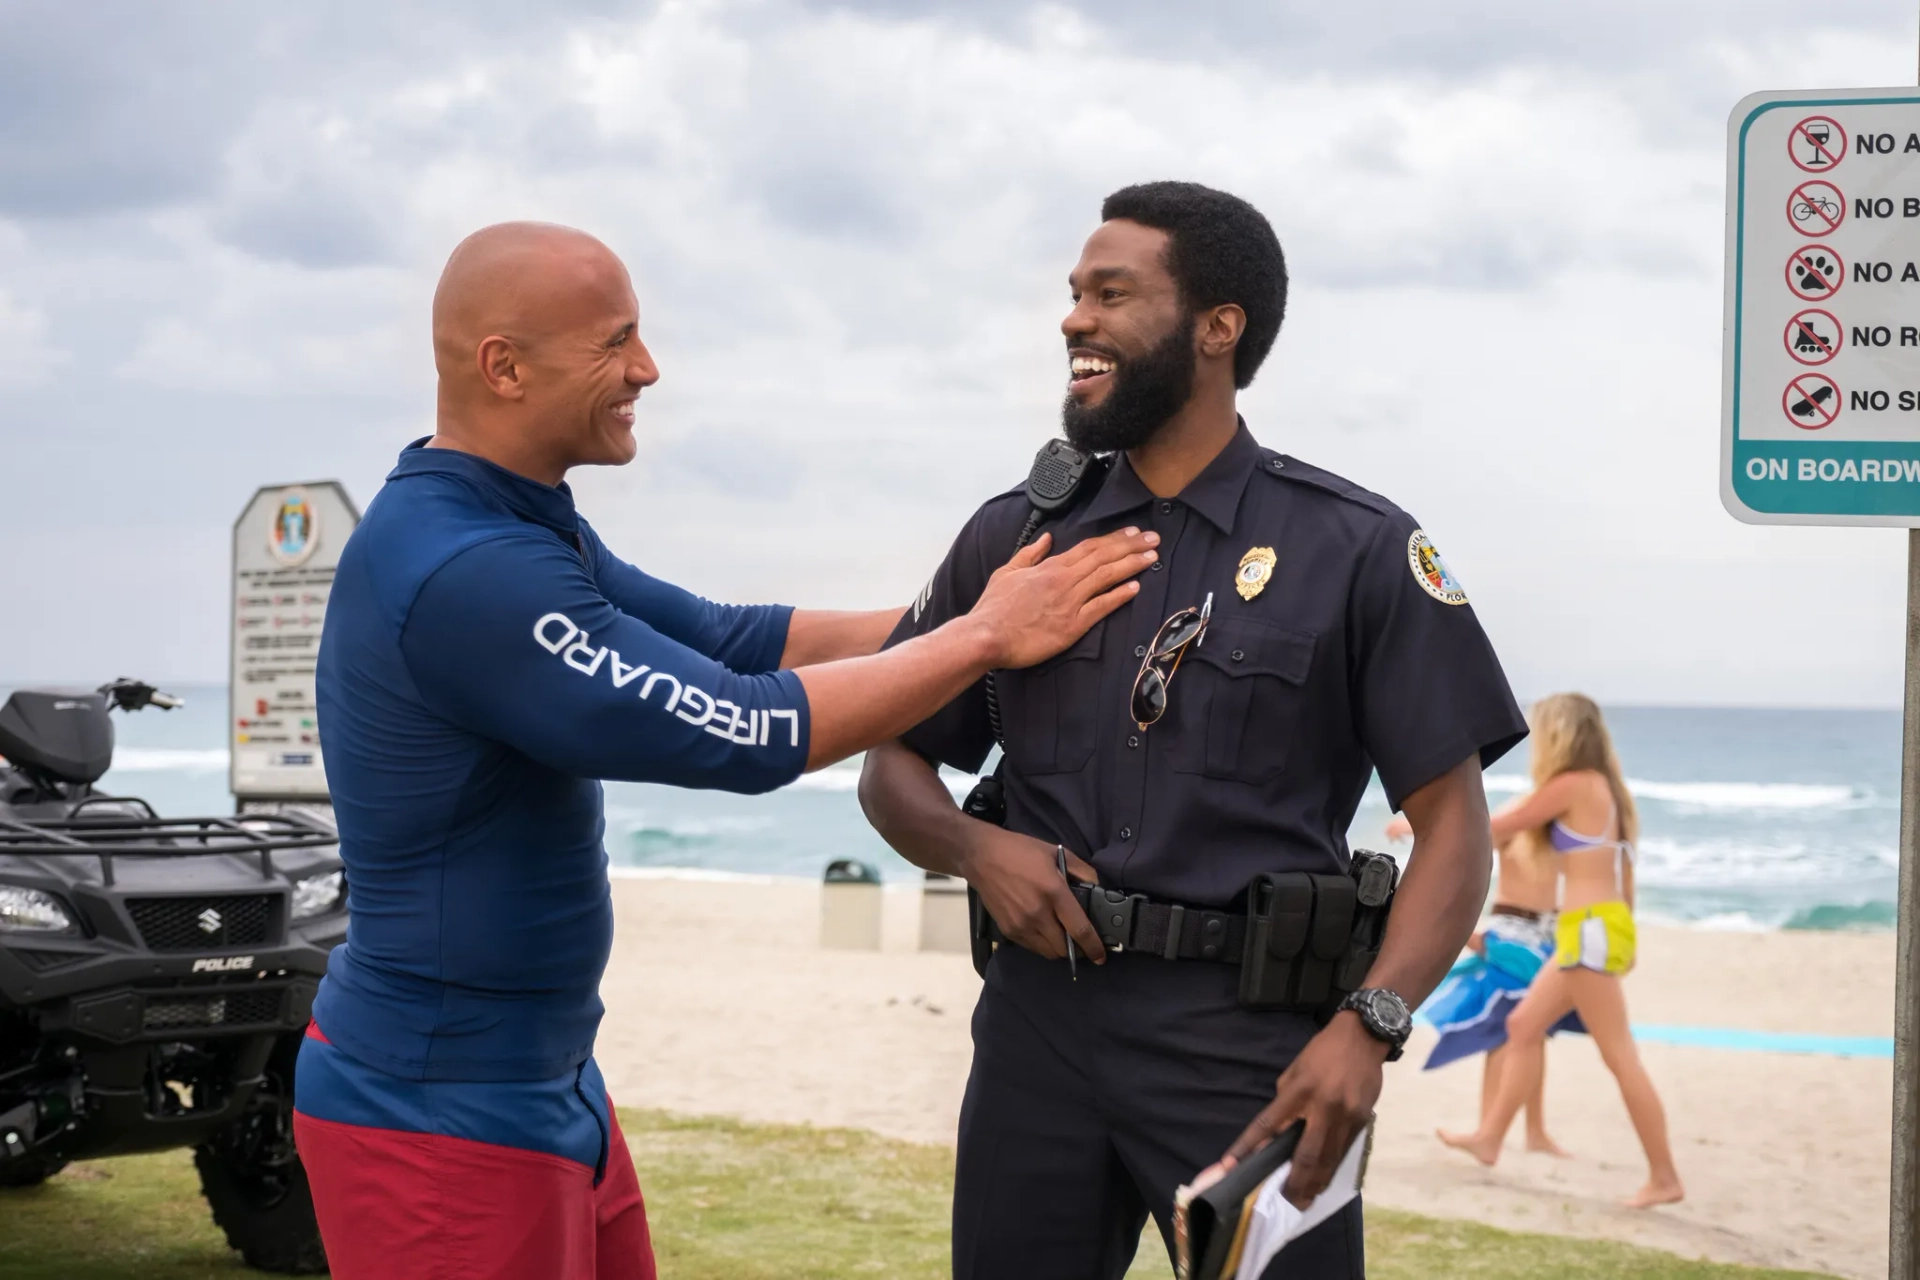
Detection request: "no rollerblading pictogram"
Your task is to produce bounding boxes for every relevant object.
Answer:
[1788,116,1847,172]
[1784,309,1842,366]
[1788,180,1846,235]
[1785,246,1843,301]
[1782,373,1841,429]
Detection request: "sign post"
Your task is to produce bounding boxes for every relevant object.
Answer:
[1722,86,1920,1278]
[228,482,360,806]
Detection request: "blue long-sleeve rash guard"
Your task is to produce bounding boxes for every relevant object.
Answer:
[311,442,809,1082]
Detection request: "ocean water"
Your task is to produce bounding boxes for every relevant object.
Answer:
[11,686,1901,932]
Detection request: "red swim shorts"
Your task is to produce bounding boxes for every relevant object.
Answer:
[293,1102,655,1280]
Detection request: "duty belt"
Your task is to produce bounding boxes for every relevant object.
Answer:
[970,852,1401,1013]
[1069,883,1247,963]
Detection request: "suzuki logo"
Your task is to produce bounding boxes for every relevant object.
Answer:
[197,908,223,934]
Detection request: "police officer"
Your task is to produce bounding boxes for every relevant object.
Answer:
[858,182,1528,1279]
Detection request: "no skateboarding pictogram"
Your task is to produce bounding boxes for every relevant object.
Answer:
[1785,246,1843,301]
[1788,180,1846,235]
[1783,309,1842,365]
[1788,116,1848,172]
[1783,373,1841,429]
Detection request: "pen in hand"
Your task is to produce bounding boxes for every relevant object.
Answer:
[1056,843,1078,981]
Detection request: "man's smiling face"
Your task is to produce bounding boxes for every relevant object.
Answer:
[529,255,659,470]
[1060,218,1198,452]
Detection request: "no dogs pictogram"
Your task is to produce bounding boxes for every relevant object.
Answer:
[1788,116,1848,172]
[1788,180,1846,235]
[1785,246,1844,300]
[1784,309,1842,365]
[1783,373,1841,429]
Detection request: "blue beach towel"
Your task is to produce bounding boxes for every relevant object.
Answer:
[1419,918,1585,1071]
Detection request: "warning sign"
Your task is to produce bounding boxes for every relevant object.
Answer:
[1788,180,1846,235]
[1724,90,1920,525]
[1788,116,1847,172]
[1785,246,1843,301]
[1783,309,1842,365]
[1782,373,1840,429]
[231,481,360,800]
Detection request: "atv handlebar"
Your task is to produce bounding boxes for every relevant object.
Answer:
[96,679,183,713]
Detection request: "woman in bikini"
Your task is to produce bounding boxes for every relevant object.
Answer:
[1435,692,1684,1208]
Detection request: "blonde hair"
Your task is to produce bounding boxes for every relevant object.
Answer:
[1527,692,1637,847]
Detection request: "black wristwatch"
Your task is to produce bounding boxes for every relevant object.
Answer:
[1339,988,1412,1062]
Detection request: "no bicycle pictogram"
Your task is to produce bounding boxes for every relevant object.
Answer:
[1785,246,1844,300]
[1789,180,1846,235]
[1784,309,1842,365]
[1789,116,1848,172]
[1783,373,1841,429]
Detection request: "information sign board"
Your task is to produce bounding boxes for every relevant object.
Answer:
[1723,89,1920,525]
[229,481,359,800]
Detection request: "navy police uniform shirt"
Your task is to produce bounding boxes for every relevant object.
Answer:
[312,441,809,1083]
[888,422,1527,907]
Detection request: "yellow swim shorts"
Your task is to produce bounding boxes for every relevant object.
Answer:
[1555,902,1636,975]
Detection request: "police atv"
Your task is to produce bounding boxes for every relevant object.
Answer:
[0,680,346,1274]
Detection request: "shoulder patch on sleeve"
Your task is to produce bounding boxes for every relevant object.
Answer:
[1407,529,1469,605]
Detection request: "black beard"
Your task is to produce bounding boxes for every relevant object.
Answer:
[1060,318,1197,453]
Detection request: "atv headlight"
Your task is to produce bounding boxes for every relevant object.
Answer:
[290,870,344,920]
[0,885,79,934]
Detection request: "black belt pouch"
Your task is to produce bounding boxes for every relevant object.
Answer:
[1238,872,1357,1010]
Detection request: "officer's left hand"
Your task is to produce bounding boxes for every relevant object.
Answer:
[1214,1012,1387,1209]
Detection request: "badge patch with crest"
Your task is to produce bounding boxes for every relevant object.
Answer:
[1407,530,1467,605]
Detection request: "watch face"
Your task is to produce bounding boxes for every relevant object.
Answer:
[1367,990,1412,1036]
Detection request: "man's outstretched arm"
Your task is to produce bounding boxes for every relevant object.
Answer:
[797,529,1155,771]
[780,609,907,668]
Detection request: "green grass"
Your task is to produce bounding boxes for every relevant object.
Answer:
[0,1109,1836,1280]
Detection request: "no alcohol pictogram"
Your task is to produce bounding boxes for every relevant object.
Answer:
[1789,180,1846,235]
[1788,116,1848,171]
[1783,373,1841,429]
[1785,246,1844,300]
[1784,309,1842,365]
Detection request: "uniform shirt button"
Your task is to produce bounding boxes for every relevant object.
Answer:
[1151,561,1163,571]
[1119,826,1133,840]
[1159,501,1173,514]
[1135,644,1147,658]
[1127,735,1140,749]
[1231,649,1245,662]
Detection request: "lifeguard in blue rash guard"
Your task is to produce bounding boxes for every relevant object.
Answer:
[292,221,1158,1280]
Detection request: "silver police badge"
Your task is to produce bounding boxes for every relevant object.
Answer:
[1235,546,1276,601]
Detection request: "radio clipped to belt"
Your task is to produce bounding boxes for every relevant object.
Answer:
[1238,850,1398,1012]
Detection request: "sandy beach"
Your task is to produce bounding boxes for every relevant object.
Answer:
[594,872,1895,1280]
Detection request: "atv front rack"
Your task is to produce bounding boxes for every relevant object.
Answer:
[0,810,337,886]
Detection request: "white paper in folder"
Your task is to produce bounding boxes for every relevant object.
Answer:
[1229,1130,1368,1279]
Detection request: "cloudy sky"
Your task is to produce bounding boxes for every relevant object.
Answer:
[1,1,1915,705]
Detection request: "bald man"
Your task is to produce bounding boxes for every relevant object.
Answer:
[291,223,1158,1280]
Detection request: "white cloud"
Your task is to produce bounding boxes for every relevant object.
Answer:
[0,288,67,386]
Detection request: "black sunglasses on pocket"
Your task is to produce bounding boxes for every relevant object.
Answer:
[1130,592,1213,729]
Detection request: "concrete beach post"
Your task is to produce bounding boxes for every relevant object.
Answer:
[1897,539,1920,1280]
[1900,25,1920,1278]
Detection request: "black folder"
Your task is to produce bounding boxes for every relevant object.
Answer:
[1173,1121,1304,1280]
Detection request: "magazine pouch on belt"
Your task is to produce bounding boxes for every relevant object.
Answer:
[1238,873,1356,1010]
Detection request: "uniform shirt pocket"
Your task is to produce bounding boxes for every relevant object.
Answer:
[996,625,1104,775]
[1172,620,1316,784]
